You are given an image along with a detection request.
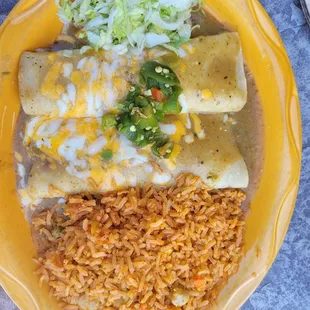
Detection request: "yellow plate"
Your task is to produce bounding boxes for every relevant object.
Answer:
[0,0,302,309]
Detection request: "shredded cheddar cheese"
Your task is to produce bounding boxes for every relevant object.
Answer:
[171,120,186,143]
[167,144,181,170]
[190,114,205,139]
[47,53,57,64]
[191,114,202,134]
[71,70,85,86]
[202,89,213,100]
[180,62,186,73]
[39,52,139,118]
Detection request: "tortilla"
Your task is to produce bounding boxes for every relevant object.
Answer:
[19,33,247,118]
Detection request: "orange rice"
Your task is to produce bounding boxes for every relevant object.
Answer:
[32,174,246,310]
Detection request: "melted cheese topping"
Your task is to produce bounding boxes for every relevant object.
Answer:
[62,63,73,78]
[40,62,64,100]
[153,171,172,184]
[159,124,177,135]
[184,133,195,144]
[167,144,181,170]
[24,111,203,189]
[177,114,191,129]
[114,136,148,166]
[202,89,213,100]
[171,120,186,143]
[24,117,154,188]
[47,53,57,64]
[40,52,134,118]
[190,114,205,139]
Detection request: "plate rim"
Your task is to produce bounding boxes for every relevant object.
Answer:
[0,0,302,309]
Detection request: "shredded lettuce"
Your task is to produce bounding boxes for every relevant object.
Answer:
[56,0,201,53]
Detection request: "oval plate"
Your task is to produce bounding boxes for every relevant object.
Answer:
[0,0,302,309]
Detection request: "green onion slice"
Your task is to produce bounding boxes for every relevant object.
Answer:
[101,149,113,161]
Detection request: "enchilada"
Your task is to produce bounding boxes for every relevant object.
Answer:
[19,33,247,118]
[23,114,249,200]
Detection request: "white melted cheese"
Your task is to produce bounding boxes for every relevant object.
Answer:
[77,57,88,70]
[95,93,103,110]
[58,136,86,161]
[60,50,73,58]
[67,83,77,105]
[25,117,41,137]
[88,136,107,155]
[185,114,191,129]
[184,133,194,144]
[103,61,119,108]
[17,163,26,188]
[66,119,76,132]
[57,99,69,117]
[114,135,148,166]
[159,124,177,135]
[113,171,126,186]
[197,129,206,139]
[63,63,73,78]
[36,137,52,149]
[144,164,153,173]
[36,119,63,137]
[86,92,97,116]
[88,56,100,81]
[152,171,172,185]
[178,94,188,113]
